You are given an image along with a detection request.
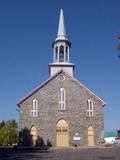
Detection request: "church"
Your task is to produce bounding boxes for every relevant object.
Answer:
[17,9,106,147]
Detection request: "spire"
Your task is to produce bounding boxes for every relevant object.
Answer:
[49,9,74,77]
[56,9,68,41]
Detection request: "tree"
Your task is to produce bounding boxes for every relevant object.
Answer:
[0,120,5,128]
[18,127,32,146]
[0,120,18,146]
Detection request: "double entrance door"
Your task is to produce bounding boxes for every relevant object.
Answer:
[56,121,95,147]
[56,119,69,147]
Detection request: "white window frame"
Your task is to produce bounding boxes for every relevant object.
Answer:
[59,88,65,110]
[31,99,38,117]
[86,99,94,117]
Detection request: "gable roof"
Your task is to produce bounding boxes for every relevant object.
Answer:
[17,70,64,106]
[17,70,106,107]
[71,75,106,106]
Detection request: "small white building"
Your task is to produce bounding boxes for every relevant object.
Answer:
[104,137,116,144]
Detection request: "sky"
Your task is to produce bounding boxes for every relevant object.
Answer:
[0,0,120,131]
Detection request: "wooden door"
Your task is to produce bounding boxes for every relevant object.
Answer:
[56,119,69,147]
[31,125,37,145]
[88,126,95,146]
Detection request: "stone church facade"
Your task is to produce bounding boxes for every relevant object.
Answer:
[18,9,105,147]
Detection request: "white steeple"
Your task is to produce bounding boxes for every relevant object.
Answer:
[49,9,75,77]
[56,8,68,41]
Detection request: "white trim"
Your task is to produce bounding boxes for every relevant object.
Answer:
[58,46,60,62]
[54,47,56,62]
[31,99,38,117]
[72,77,105,106]
[18,70,105,107]
[59,88,65,110]
[86,99,94,117]
[67,47,69,62]
[64,44,66,62]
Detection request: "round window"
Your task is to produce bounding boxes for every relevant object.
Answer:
[59,74,65,81]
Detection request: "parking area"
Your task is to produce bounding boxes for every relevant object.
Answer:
[0,147,120,160]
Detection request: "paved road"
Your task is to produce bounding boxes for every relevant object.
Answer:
[0,147,120,160]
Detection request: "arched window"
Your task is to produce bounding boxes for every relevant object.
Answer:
[55,46,58,62]
[31,99,38,117]
[66,46,68,62]
[59,45,64,62]
[60,45,64,53]
[59,88,65,110]
[55,46,58,53]
[86,99,94,117]
[30,125,37,145]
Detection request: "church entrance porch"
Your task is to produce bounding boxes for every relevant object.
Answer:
[56,119,69,147]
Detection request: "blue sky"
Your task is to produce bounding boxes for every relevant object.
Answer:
[0,0,120,131]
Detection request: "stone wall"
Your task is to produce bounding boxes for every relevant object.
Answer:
[18,72,104,147]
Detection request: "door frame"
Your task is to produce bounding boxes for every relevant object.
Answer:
[56,119,69,147]
[87,125,95,147]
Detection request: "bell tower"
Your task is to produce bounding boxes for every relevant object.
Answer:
[49,9,75,77]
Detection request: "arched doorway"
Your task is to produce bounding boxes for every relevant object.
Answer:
[88,126,95,146]
[56,119,69,147]
[30,125,37,145]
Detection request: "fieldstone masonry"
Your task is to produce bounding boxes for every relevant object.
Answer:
[18,9,105,147]
[18,71,105,147]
